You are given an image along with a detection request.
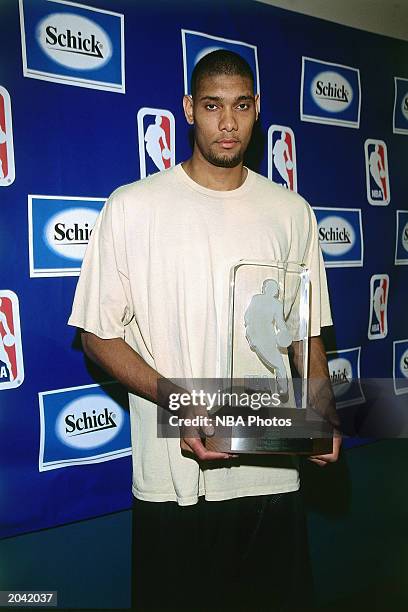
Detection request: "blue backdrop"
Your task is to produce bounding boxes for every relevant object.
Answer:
[1,0,407,538]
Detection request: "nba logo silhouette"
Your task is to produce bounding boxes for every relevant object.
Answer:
[364,139,390,206]
[0,290,24,390]
[268,125,297,192]
[137,108,175,178]
[368,274,389,340]
[0,86,15,186]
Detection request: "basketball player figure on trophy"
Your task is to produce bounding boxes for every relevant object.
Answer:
[244,279,292,399]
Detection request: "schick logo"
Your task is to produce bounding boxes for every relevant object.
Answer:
[36,13,112,71]
[29,196,105,277]
[44,206,100,262]
[315,80,349,103]
[54,222,93,244]
[403,94,408,120]
[39,383,131,471]
[302,58,360,128]
[311,71,353,112]
[45,25,103,58]
[65,408,117,436]
[328,356,354,399]
[317,215,355,257]
[319,226,351,244]
[330,368,350,386]
[403,223,408,253]
[54,393,125,451]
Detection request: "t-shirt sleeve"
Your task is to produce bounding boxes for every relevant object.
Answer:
[302,203,333,337]
[67,193,134,339]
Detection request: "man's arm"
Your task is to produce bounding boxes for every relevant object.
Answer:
[292,336,342,466]
[81,331,234,461]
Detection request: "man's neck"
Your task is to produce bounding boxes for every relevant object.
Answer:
[182,156,247,191]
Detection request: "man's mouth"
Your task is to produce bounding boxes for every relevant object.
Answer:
[217,139,239,149]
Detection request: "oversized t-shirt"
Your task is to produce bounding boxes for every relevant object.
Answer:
[68,164,332,505]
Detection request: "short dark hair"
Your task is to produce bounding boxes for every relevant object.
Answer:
[191,49,255,98]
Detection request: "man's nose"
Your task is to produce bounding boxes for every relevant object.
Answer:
[219,108,238,132]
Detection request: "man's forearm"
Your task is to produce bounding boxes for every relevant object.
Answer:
[81,331,162,404]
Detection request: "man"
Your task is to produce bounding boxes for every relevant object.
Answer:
[69,50,341,611]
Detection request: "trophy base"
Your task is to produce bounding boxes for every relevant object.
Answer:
[206,434,332,455]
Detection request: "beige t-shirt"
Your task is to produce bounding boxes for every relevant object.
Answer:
[68,164,332,505]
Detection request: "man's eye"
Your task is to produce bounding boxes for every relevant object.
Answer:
[237,103,249,110]
[206,104,218,110]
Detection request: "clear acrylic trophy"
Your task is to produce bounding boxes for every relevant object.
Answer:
[206,260,333,454]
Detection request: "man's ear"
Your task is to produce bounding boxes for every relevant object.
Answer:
[254,94,260,121]
[183,95,194,125]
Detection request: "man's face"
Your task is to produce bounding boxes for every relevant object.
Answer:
[184,73,259,168]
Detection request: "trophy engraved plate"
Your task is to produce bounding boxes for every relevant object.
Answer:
[206,260,333,455]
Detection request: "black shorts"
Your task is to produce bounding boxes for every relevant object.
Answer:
[131,489,314,612]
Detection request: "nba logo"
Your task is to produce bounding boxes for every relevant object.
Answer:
[0,290,24,389]
[368,274,389,340]
[137,108,175,179]
[268,125,297,191]
[0,86,15,186]
[364,139,390,206]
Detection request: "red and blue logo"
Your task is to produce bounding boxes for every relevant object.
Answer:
[368,274,389,340]
[268,125,297,192]
[0,290,24,390]
[364,139,390,205]
[137,108,175,179]
[0,86,15,187]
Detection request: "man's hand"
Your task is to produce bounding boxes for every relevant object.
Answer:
[308,434,342,467]
[179,402,238,461]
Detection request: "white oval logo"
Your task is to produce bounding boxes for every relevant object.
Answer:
[402,222,408,253]
[36,13,112,71]
[318,215,355,257]
[56,394,123,449]
[402,93,408,121]
[311,71,353,113]
[400,349,408,379]
[329,357,353,398]
[44,207,99,261]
